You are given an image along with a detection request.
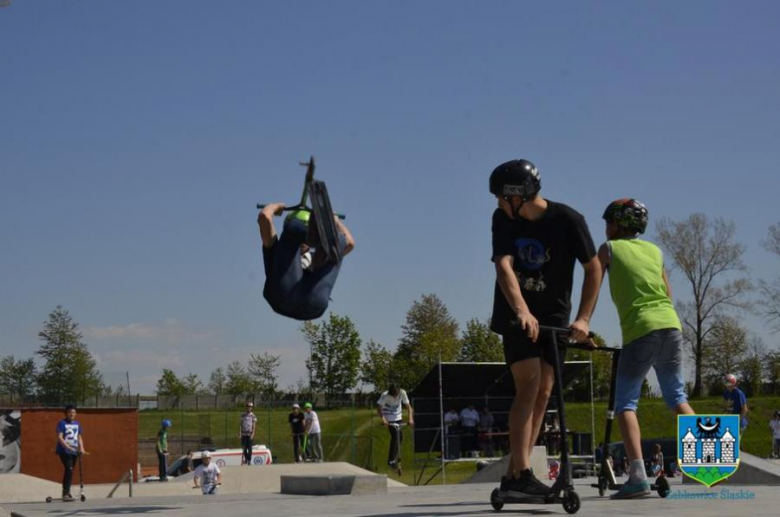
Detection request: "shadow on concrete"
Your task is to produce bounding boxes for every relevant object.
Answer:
[40,506,180,516]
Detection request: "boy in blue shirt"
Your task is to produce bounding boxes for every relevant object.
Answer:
[724,373,749,433]
[56,405,86,501]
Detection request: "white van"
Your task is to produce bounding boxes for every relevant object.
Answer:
[144,445,273,481]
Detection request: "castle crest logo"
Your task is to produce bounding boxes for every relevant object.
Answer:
[677,414,740,487]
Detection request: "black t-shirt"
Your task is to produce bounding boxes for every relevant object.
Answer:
[490,200,596,335]
[288,411,305,434]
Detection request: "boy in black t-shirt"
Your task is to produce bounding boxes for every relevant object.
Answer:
[489,159,601,501]
[288,403,306,463]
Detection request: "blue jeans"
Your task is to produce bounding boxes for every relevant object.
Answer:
[262,219,345,321]
[615,328,688,413]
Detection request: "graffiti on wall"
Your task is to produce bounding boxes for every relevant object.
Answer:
[0,410,21,473]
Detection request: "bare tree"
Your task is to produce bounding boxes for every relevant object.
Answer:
[760,223,780,332]
[656,214,752,396]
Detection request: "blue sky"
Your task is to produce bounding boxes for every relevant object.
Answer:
[1,1,779,393]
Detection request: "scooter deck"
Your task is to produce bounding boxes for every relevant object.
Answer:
[307,180,342,264]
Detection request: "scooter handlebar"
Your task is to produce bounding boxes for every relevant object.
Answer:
[256,204,346,220]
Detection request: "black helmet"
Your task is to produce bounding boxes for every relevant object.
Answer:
[602,198,649,234]
[489,159,541,200]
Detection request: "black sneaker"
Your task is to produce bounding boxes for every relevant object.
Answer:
[505,469,551,502]
[498,476,511,496]
[526,469,552,494]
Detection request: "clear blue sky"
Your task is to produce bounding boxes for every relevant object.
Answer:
[1,1,778,393]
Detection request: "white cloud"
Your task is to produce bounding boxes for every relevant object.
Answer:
[84,319,214,344]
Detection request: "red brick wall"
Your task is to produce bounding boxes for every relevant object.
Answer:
[21,409,137,484]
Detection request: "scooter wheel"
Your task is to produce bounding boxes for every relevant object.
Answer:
[80,494,86,502]
[45,497,53,503]
[490,488,504,511]
[597,477,607,497]
[656,476,670,498]
[562,490,580,514]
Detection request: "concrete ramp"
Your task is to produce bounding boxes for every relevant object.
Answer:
[462,446,549,484]
[0,474,61,503]
[682,452,780,485]
[281,474,387,496]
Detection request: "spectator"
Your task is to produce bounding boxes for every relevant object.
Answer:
[770,411,780,459]
[460,404,480,455]
[444,408,460,434]
[724,373,749,435]
[479,407,495,456]
[239,401,257,466]
[303,402,323,462]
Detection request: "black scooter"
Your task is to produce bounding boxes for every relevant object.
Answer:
[590,345,670,498]
[46,452,86,503]
[490,326,588,515]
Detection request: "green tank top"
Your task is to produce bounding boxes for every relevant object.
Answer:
[607,239,681,344]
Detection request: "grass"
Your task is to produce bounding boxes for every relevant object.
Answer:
[139,395,780,485]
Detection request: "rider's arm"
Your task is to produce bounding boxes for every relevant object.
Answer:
[405,402,414,426]
[258,203,285,248]
[495,255,539,342]
[571,256,602,341]
[336,218,355,257]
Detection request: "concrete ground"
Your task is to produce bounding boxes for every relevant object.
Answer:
[4,475,779,517]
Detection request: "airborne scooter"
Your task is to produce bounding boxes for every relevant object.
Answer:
[490,326,588,515]
[590,346,670,498]
[46,452,86,503]
[257,156,345,264]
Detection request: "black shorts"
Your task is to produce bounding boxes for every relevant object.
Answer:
[502,325,566,368]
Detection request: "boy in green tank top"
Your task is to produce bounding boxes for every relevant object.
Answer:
[598,199,695,499]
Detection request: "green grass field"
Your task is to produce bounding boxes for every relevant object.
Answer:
[139,395,780,485]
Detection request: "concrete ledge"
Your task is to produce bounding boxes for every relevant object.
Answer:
[280,474,387,496]
[682,452,780,485]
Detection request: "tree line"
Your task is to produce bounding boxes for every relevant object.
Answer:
[3,216,779,404]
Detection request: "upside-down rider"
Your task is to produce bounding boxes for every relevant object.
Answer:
[258,203,355,320]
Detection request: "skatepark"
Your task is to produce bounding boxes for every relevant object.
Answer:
[3,454,780,517]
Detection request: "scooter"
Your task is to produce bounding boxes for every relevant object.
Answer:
[387,421,407,476]
[490,326,587,515]
[590,345,670,498]
[46,452,86,503]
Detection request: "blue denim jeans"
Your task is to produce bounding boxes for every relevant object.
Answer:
[263,219,345,321]
[615,328,688,413]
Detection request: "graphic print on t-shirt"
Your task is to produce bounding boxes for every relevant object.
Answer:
[514,238,550,271]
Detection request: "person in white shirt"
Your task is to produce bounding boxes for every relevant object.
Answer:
[303,402,323,462]
[770,411,780,459]
[377,383,414,473]
[460,404,480,455]
[444,408,460,432]
[193,451,221,495]
[239,401,257,466]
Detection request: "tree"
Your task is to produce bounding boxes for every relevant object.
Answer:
[458,318,503,363]
[156,368,186,396]
[248,352,281,400]
[302,313,362,402]
[208,367,227,395]
[0,356,37,401]
[182,373,204,395]
[656,214,752,396]
[760,223,780,332]
[701,315,748,395]
[738,335,766,397]
[393,294,461,390]
[764,350,780,396]
[360,340,394,393]
[563,334,612,402]
[36,306,104,405]
[226,361,255,398]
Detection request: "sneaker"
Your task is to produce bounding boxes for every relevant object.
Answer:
[62,494,74,502]
[610,480,651,499]
[505,470,551,502]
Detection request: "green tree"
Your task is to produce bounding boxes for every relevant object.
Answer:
[563,334,612,402]
[36,306,104,405]
[457,318,503,363]
[302,313,362,403]
[764,350,780,395]
[208,367,227,395]
[156,368,186,396]
[393,293,460,390]
[701,315,748,395]
[656,214,752,396]
[225,361,255,398]
[181,373,204,395]
[0,355,37,401]
[738,336,766,397]
[360,340,394,393]
[760,223,780,333]
[248,352,281,400]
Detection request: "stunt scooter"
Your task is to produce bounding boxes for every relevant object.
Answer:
[257,156,345,264]
[46,452,86,503]
[490,325,590,515]
[385,421,407,476]
[589,345,670,498]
